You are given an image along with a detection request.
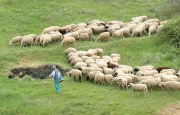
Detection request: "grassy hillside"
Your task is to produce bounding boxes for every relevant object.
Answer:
[0,0,180,115]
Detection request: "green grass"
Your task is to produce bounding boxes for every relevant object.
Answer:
[0,0,180,115]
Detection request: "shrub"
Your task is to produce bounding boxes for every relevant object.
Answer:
[156,15,180,47]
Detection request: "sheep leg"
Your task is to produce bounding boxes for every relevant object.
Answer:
[78,76,81,83]
[74,77,76,82]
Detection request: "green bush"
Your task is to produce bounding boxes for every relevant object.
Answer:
[157,15,180,47]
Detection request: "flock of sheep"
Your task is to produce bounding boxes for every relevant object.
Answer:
[10,15,179,97]
[9,15,168,47]
[65,47,180,97]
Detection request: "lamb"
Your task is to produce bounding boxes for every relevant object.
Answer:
[97,32,110,41]
[69,69,82,82]
[9,36,23,46]
[104,74,113,86]
[61,37,76,46]
[64,47,77,54]
[129,83,148,97]
[94,72,105,85]
[139,78,161,91]
[159,81,180,93]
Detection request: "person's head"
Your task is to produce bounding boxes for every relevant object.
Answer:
[52,65,56,71]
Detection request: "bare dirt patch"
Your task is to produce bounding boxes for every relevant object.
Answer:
[8,64,70,79]
[156,102,180,115]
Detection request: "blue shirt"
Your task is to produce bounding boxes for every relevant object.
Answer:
[49,69,61,83]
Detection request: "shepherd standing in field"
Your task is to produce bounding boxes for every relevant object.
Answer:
[48,65,63,93]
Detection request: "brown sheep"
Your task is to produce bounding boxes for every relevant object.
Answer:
[107,62,117,69]
[156,66,170,73]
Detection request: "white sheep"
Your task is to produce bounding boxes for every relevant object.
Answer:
[160,69,176,75]
[61,37,76,46]
[159,81,180,93]
[91,25,105,34]
[148,25,157,36]
[76,50,87,57]
[64,47,77,54]
[131,27,143,37]
[94,72,105,85]
[136,76,154,82]
[140,70,158,76]
[160,75,180,82]
[129,83,148,97]
[103,67,114,75]
[74,62,87,70]
[20,36,35,47]
[139,78,161,91]
[50,33,62,43]
[87,71,102,82]
[9,36,23,46]
[118,77,128,90]
[42,36,52,47]
[78,33,94,42]
[80,66,95,77]
[91,55,101,60]
[70,57,83,66]
[86,50,95,57]
[97,32,110,41]
[104,74,113,86]
[120,27,131,36]
[68,55,79,63]
[85,59,95,67]
[95,48,104,57]
[69,69,82,82]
